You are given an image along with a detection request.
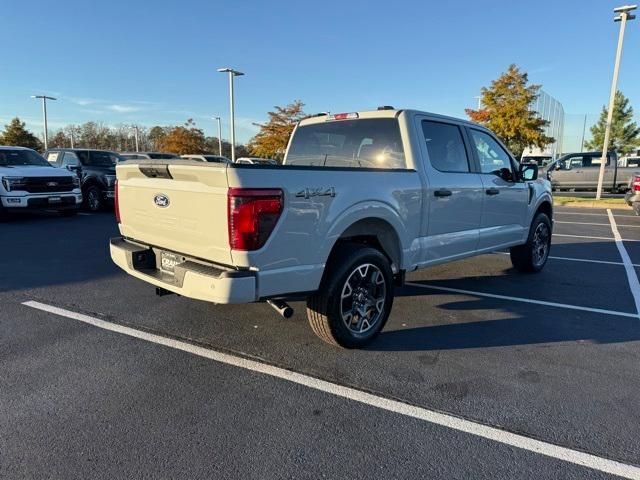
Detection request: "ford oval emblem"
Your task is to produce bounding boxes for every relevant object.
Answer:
[154,194,170,208]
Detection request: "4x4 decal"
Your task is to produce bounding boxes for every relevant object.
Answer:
[295,187,336,199]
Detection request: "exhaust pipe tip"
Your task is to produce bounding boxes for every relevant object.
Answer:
[267,299,294,319]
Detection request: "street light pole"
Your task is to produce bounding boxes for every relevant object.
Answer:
[31,95,57,150]
[213,117,222,156]
[580,114,587,152]
[596,4,636,200]
[217,67,244,162]
[133,126,140,152]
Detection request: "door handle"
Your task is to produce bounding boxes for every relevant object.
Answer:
[486,188,500,195]
[434,189,452,197]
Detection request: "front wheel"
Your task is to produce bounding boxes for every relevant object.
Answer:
[510,213,552,273]
[84,186,103,212]
[306,245,394,348]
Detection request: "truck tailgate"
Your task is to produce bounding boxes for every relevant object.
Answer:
[116,162,232,266]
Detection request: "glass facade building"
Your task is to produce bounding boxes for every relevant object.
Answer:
[529,90,565,157]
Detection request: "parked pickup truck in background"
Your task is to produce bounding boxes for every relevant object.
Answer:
[0,146,82,219]
[45,148,122,211]
[110,108,552,348]
[546,151,639,192]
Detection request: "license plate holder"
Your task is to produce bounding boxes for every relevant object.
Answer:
[160,251,183,275]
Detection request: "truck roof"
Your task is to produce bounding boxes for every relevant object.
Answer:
[0,145,34,151]
[298,108,483,129]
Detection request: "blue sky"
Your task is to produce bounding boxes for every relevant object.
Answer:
[1,0,638,150]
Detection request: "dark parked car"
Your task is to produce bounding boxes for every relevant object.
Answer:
[44,148,122,211]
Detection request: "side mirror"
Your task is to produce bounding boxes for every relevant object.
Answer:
[519,163,538,181]
[66,165,81,172]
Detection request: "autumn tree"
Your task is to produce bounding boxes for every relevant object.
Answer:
[249,100,306,160]
[0,117,43,150]
[156,119,206,155]
[49,130,71,148]
[585,91,640,155]
[466,64,553,158]
[148,126,169,150]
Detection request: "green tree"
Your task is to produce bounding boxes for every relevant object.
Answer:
[157,119,206,155]
[584,91,640,155]
[249,100,306,160]
[465,64,553,158]
[0,117,43,150]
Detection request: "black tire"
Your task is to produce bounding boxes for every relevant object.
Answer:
[633,203,640,216]
[306,244,394,348]
[83,185,103,212]
[509,213,552,273]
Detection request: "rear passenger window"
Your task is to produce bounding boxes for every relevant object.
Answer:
[421,121,469,173]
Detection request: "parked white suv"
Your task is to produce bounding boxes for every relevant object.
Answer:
[0,146,82,219]
[111,108,552,347]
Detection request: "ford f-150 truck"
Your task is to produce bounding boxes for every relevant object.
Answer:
[546,151,638,192]
[0,146,82,219]
[110,108,552,348]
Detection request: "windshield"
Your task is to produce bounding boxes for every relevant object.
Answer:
[0,149,50,167]
[522,156,552,166]
[285,118,406,169]
[76,150,123,166]
[148,153,179,159]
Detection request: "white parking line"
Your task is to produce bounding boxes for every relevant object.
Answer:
[556,221,640,228]
[404,283,638,319]
[607,209,640,317]
[553,233,640,242]
[20,300,640,480]
[492,251,640,268]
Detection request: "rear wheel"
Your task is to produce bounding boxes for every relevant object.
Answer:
[306,244,394,348]
[510,213,551,273]
[84,185,103,212]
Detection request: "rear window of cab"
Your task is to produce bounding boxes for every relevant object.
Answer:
[285,118,406,169]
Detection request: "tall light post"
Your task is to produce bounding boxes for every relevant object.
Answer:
[213,116,222,156]
[596,4,636,200]
[217,67,244,162]
[133,125,140,152]
[31,95,57,149]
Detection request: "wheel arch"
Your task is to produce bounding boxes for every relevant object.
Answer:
[328,217,404,274]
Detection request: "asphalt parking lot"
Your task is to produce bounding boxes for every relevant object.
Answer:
[2,206,640,479]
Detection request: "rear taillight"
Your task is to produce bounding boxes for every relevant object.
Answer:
[228,188,283,251]
[633,175,640,192]
[114,179,121,223]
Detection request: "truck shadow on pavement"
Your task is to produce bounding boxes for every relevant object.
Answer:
[370,262,640,352]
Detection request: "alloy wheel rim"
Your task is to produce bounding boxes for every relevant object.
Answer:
[532,222,550,266]
[88,190,99,210]
[340,263,386,334]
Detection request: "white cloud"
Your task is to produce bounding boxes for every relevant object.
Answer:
[108,104,141,113]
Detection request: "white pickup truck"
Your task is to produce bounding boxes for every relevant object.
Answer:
[110,108,552,348]
[0,146,82,219]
